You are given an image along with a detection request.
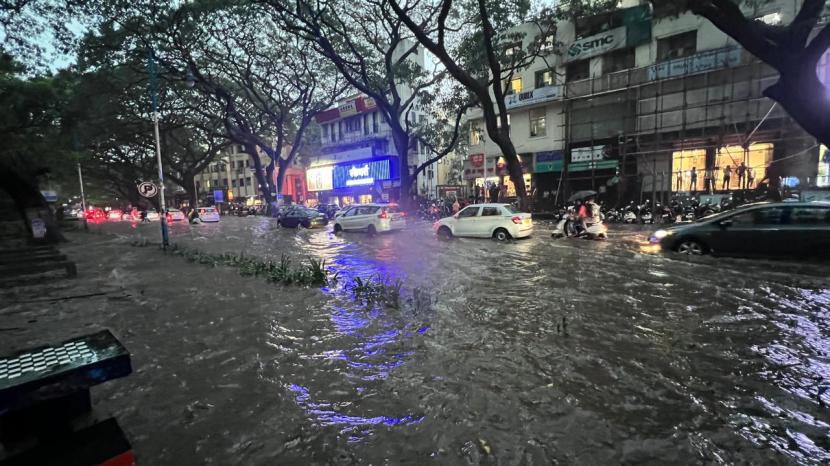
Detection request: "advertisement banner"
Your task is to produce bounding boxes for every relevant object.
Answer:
[213,190,224,203]
[571,146,610,162]
[333,158,391,189]
[469,153,484,167]
[505,85,564,110]
[306,166,334,192]
[564,27,626,63]
[534,150,564,173]
[647,47,741,81]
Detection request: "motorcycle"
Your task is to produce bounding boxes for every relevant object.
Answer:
[552,213,608,240]
[622,202,638,223]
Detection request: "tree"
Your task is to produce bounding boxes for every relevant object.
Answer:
[78,0,343,209]
[266,0,474,205]
[0,55,77,241]
[647,0,830,148]
[386,0,557,204]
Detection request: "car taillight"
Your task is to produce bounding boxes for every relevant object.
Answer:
[511,216,523,224]
[400,211,406,217]
[378,209,388,219]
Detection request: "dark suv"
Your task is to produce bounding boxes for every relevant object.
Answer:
[649,202,830,258]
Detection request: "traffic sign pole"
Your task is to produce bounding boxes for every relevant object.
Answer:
[147,48,169,249]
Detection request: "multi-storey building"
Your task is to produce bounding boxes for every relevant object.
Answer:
[195,145,307,206]
[305,40,439,205]
[465,0,825,209]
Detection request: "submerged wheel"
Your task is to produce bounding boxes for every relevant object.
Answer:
[367,225,377,236]
[437,226,453,241]
[676,239,706,256]
[493,228,510,241]
[333,223,343,233]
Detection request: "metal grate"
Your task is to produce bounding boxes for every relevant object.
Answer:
[0,341,97,382]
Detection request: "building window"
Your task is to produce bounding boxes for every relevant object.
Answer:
[344,116,361,133]
[246,177,252,187]
[338,121,344,140]
[222,178,228,187]
[231,179,237,187]
[237,161,244,169]
[372,112,379,133]
[539,34,555,55]
[566,60,589,81]
[363,114,370,135]
[529,108,546,137]
[322,124,329,140]
[535,69,555,88]
[657,31,697,62]
[239,178,245,187]
[603,48,635,74]
[245,159,249,168]
[504,42,521,58]
[506,77,522,95]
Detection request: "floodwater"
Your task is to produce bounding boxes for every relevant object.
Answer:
[5,216,830,464]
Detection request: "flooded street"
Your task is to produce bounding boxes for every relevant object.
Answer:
[7,216,830,464]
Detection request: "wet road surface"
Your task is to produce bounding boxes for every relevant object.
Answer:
[5,216,830,464]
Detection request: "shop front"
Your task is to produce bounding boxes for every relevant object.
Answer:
[668,143,773,192]
[566,145,620,196]
[306,157,399,206]
[463,153,533,200]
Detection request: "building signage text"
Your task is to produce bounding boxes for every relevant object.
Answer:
[506,85,564,110]
[338,101,358,117]
[571,145,609,163]
[647,47,742,81]
[564,27,627,63]
[333,158,391,189]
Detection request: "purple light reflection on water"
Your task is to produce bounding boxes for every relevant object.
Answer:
[287,384,425,441]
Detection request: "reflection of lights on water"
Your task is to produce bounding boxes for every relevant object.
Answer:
[287,384,424,441]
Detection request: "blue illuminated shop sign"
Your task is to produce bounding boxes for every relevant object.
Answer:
[333,158,391,189]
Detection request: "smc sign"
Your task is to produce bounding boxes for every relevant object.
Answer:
[564,26,626,62]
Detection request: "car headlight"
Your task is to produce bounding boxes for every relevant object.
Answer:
[653,229,672,239]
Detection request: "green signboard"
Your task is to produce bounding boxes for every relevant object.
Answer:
[568,160,619,173]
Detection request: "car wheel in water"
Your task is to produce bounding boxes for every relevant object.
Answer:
[333,224,342,234]
[676,240,706,255]
[301,220,311,229]
[367,225,377,236]
[437,226,452,241]
[493,228,510,241]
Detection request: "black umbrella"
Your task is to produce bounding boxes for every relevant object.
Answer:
[567,190,597,202]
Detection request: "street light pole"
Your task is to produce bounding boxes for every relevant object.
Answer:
[147,47,169,249]
[77,162,88,231]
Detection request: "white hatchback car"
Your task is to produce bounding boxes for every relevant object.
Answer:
[166,208,187,222]
[197,207,220,222]
[434,203,533,241]
[333,204,406,235]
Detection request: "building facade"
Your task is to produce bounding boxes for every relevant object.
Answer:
[195,145,307,206]
[465,0,824,209]
[306,39,442,206]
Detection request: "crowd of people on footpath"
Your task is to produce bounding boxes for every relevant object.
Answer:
[676,162,756,193]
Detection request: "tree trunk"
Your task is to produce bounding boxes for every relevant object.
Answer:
[244,144,274,207]
[489,134,527,207]
[391,129,411,207]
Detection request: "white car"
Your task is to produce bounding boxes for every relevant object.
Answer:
[166,208,187,222]
[434,203,533,241]
[197,207,220,222]
[332,203,406,235]
[145,209,160,221]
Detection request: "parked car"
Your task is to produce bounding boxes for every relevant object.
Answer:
[107,209,123,221]
[197,207,220,223]
[649,202,830,258]
[433,203,533,241]
[145,209,160,221]
[316,204,341,219]
[277,207,328,229]
[332,204,406,235]
[166,208,187,223]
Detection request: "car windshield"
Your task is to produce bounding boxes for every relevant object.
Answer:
[503,205,522,214]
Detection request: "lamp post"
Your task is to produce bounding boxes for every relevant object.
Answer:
[147,47,169,249]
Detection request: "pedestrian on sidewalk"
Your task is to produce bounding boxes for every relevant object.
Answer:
[452,197,461,214]
[689,167,698,192]
[747,167,755,188]
[722,165,732,190]
[737,162,747,189]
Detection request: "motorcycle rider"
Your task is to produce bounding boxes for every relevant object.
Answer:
[575,200,588,235]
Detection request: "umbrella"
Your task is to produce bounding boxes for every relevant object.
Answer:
[567,190,597,202]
